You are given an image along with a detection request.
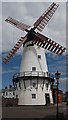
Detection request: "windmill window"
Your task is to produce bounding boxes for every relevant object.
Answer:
[24,80,26,89]
[19,82,21,89]
[46,83,48,90]
[32,67,36,71]
[9,92,11,95]
[32,94,36,99]
[33,83,36,88]
[38,55,41,59]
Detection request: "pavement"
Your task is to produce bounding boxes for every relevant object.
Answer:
[1,103,68,120]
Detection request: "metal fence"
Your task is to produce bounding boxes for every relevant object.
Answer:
[13,71,54,79]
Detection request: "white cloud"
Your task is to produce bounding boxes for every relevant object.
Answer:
[0,2,2,55]
[2,2,66,55]
[59,77,68,83]
[1,0,68,2]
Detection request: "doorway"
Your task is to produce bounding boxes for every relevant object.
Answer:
[45,93,50,105]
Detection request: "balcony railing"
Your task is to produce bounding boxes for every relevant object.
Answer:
[13,71,54,79]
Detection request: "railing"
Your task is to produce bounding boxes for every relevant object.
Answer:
[13,71,54,79]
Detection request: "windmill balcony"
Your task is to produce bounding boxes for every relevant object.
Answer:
[12,71,54,83]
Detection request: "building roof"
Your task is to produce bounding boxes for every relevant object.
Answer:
[2,87,15,92]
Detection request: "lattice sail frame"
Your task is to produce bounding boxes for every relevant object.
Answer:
[2,2,66,64]
[34,2,59,32]
[5,17,31,31]
[3,36,27,64]
[32,33,66,55]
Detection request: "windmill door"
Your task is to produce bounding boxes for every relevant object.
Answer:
[45,93,50,105]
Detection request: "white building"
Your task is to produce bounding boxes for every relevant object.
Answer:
[12,44,54,105]
[2,86,16,98]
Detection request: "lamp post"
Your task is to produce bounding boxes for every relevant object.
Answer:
[55,71,61,120]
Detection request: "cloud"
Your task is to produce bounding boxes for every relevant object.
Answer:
[46,52,66,79]
[2,0,67,2]
[2,2,66,56]
[59,77,68,83]
[43,2,66,47]
[0,2,2,56]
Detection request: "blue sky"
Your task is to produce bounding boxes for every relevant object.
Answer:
[2,2,67,92]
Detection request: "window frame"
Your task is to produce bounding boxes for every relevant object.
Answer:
[32,94,36,99]
[32,67,36,71]
[46,83,48,90]
[38,55,41,59]
[9,92,11,95]
[33,82,36,88]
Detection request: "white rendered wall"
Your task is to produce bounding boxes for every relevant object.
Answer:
[16,78,53,105]
[20,45,48,75]
[3,91,15,98]
[17,44,53,105]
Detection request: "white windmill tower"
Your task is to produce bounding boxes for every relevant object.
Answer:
[3,2,66,105]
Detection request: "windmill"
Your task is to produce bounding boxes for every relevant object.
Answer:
[3,2,66,105]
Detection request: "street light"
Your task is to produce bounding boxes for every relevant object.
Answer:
[55,70,61,120]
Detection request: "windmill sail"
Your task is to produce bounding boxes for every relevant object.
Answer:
[32,32,66,55]
[3,2,66,64]
[34,2,59,32]
[5,17,31,31]
[3,36,27,64]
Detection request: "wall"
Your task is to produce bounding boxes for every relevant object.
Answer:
[20,45,48,74]
[2,97,18,107]
[16,78,53,105]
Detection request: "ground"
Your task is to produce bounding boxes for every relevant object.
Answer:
[1,102,68,120]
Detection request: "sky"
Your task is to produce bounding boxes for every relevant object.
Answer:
[1,1,67,92]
